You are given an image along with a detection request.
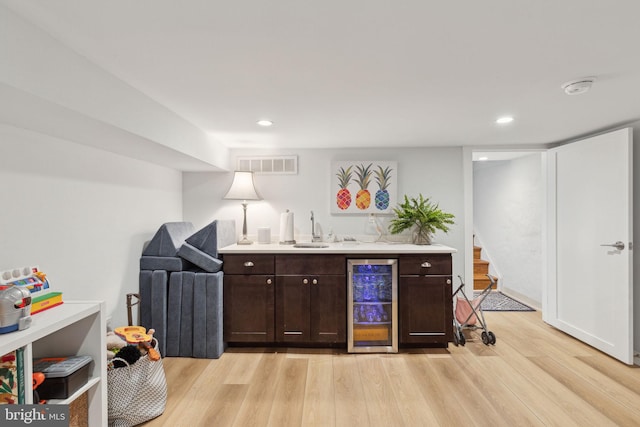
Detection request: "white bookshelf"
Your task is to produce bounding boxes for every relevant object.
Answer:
[0,301,107,426]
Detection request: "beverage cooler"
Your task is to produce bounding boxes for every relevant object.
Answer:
[347,259,398,353]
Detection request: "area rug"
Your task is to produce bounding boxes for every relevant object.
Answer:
[473,291,535,312]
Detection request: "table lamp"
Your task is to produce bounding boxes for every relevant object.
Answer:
[224,171,262,244]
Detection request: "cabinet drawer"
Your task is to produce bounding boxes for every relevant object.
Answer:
[276,254,346,275]
[399,254,452,276]
[223,254,275,274]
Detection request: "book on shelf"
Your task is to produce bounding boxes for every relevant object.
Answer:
[16,348,24,404]
[0,347,26,404]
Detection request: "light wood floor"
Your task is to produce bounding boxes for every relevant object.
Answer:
[143,311,640,426]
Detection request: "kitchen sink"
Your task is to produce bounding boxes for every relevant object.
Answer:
[293,243,330,248]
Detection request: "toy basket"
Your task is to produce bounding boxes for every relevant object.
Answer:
[107,338,167,427]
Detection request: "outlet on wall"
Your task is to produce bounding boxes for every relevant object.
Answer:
[364,213,384,236]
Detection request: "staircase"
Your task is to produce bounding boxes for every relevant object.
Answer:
[473,245,498,291]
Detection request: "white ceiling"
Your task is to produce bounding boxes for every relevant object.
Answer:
[4,0,640,151]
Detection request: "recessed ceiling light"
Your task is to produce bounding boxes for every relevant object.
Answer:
[496,116,514,124]
[256,120,273,127]
[478,156,489,161]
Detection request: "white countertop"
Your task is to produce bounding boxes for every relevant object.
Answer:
[219,241,457,255]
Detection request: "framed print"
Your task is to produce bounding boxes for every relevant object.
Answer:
[331,161,397,214]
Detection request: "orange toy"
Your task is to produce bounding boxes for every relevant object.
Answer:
[32,372,46,404]
[114,326,160,361]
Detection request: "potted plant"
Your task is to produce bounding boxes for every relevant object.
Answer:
[388,194,455,245]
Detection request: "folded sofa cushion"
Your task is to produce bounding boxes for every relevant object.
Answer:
[185,220,236,258]
[139,271,153,329]
[140,256,187,272]
[139,270,168,356]
[204,272,224,359]
[142,222,195,257]
[165,272,183,357]
[177,242,223,273]
[178,272,195,357]
[167,271,224,359]
[194,272,224,359]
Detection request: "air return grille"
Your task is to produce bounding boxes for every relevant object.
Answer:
[236,155,298,174]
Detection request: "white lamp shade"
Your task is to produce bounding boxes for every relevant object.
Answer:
[223,171,262,201]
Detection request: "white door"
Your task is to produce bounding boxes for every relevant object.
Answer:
[546,128,633,364]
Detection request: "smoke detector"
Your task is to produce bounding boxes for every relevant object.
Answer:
[562,77,596,95]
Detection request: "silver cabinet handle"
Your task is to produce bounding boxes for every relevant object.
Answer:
[312,278,318,285]
[601,241,625,250]
[244,261,254,267]
[266,278,272,285]
[421,262,432,268]
[303,278,309,285]
[446,279,452,285]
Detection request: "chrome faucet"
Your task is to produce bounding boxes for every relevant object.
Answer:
[311,210,321,242]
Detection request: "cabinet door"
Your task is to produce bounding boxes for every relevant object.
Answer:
[224,275,275,342]
[275,275,347,344]
[399,276,452,344]
[276,276,311,343]
[311,275,346,343]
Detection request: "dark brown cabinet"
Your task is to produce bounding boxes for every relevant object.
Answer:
[222,251,453,348]
[223,255,275,342]
[275,255,346,344]
[398,254,453,345]
[275,274,345,343]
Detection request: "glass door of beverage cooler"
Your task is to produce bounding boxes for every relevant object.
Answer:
[347,259,398,353]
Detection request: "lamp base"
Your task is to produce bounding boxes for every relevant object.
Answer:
[237,237,253,245]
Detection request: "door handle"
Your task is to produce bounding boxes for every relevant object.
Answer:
[601,241,625,250]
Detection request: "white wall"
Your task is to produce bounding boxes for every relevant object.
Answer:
[0,124,183,328]
[183,146,466,279]
[473,153,543,305]
[0,4,228,171]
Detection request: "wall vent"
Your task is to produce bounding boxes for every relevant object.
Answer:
[237,155,298,174]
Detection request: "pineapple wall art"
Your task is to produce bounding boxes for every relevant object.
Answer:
[331,161,397,214]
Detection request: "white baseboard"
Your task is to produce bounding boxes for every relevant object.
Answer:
[500,287,541,311]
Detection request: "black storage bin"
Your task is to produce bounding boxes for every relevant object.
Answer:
[33,355,92,400]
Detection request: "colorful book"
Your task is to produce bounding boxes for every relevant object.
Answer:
[16,348,24,404]
[0,350,18,404]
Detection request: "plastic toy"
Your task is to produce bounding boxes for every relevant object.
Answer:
[0,285,32,334]
[114,326,160,361]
